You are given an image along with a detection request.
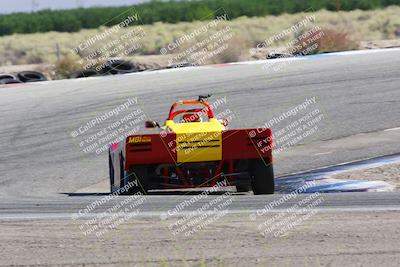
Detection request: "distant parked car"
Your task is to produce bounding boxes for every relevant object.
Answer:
[266,52,293,59]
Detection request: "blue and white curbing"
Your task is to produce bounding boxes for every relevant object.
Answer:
[276,153,400,193]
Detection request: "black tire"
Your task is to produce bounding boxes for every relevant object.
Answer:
[109,153,115,193]
[119,154,125,189]
[101,60,137,75]
[17,71,47,82]
[0,78,22,84]
[236,184,251,193]
[125,166,149,194]
[0,74,16,82]
[251,159,274,195]
[70,69,99,78]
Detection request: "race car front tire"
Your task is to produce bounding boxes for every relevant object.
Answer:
[251,159,274,194]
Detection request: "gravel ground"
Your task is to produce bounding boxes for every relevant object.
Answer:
[1,211,400,266]
[333,163,400,190]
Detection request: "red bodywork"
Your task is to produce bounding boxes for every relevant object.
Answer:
[109,98,273,191]
[122,130,272,189]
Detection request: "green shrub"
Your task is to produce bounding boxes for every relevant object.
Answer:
[55,55,80,78]
[0,0,398,36]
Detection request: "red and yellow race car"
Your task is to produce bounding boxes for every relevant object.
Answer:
[109,96,274,194]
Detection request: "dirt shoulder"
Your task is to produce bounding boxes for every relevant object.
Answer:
[1,211,400,266]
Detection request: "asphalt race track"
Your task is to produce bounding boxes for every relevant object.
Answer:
[0,48,400,266]
[1,48,400,199]
[0,192,399,220]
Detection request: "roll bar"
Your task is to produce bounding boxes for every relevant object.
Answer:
[168,100,215,120]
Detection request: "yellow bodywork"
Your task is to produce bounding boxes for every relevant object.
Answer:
[165,118,225,163]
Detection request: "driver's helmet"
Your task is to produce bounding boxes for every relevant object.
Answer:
[181,113,201,123]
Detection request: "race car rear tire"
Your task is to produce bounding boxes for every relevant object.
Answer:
[126,166,149,194]
[251,159,274,195]
[236,184,251,192]
[109,153,115,193]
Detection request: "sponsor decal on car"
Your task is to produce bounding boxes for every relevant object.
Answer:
[128,136,151,144]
